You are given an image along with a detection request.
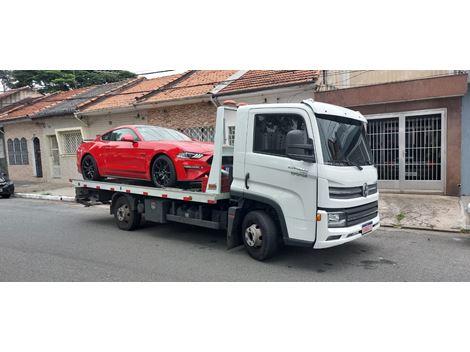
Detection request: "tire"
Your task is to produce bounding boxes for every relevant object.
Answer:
[81,155,102,181]
[114,196,141,231]
[241,210,280,261]
[151,155,177,188]
[1,194,11,199]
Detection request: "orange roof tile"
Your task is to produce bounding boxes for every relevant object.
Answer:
[82,73,185,112]
[0,87,92,122]
[143,70,237,103]
[218,70,320,94]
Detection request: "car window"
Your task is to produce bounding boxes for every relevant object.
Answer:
[253,113,309,157]
[108,128,140,142]
[137,126,191,141]
[101,132,111,141]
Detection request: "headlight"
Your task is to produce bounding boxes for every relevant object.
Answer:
[177,152,204,159]
[328,212,346,228]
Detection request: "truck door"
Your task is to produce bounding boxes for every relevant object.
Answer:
[244,107,318,244]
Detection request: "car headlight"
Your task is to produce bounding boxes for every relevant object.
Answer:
[328,212,347,228]
[177,152,204,159]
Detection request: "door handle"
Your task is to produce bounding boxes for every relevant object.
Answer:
[245,173,250,189]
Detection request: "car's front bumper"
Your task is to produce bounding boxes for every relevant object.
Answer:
[314,210,380,249]
[0,183,15,196]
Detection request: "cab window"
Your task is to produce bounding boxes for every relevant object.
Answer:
[253,113,309,157]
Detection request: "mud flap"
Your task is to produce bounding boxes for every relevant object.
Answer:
[227,206,243,249]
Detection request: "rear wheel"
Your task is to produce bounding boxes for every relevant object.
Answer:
[241,210,280,261]
[1,194,11,199]
[151,155,177,188]
[114,196,141,231]
[81,155,102,181]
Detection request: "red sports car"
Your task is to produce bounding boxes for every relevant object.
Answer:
[77,125,213,188]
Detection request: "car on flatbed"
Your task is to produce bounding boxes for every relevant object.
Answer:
[77,125,214,188]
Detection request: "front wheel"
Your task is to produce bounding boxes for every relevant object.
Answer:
[242,210,280,261]
[151,155,177,188]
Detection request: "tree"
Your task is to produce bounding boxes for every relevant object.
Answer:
[0,70,136,93]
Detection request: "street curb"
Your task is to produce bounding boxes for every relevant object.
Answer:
[381,223,461,234]
[14,193,75,203]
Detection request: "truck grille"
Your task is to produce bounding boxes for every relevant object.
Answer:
[329,183,378,199]
[344,201,378,226]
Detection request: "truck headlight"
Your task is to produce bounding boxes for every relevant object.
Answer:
[328,212,347,228]
[177,152,204,159]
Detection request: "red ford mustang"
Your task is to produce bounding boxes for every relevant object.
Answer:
[77,125,213,188]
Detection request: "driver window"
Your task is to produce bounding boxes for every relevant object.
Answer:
[253,113,308,157]
[110,128,139,142]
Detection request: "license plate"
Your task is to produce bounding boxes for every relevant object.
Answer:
[362,221,373,234]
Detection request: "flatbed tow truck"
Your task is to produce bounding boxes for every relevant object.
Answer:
[73,99,380,261]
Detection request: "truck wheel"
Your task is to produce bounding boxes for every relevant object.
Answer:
[114,196,141,231]
[241,210,280,261]
[151,155,177,188]
[81,155,102,181]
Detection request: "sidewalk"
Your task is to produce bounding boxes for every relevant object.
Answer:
[11,181,469,233]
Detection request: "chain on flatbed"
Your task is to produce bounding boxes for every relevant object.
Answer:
[70,179,230,204]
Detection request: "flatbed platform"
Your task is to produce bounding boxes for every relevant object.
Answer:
[70,179,231,204]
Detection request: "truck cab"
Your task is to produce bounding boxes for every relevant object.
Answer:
[228,99,379,251]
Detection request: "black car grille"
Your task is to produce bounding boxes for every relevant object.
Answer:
[320,201,379,227]
[329,183,378,199]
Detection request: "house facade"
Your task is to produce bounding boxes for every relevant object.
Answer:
[460,74,470,196]
[315,72,468,196]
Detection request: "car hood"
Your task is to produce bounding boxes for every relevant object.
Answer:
[157,140,214,154]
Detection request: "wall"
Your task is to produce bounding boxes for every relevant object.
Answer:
[321,70,454,90]
[3,121,48,182]
[218,85,316,105]
[147,101,216,129]
[461,84,470,196]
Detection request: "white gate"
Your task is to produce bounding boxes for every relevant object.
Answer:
[367,109,446,193]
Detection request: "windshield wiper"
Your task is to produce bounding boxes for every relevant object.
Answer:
[341,158,363,171]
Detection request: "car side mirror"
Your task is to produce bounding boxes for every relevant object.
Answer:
[120,134,136,143]
[286,130,315,163]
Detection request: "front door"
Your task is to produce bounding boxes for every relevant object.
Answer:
[33,137,43,177]
[367,109,446,193]
[244,107,318,243]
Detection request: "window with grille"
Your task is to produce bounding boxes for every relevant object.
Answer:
[7,137,28,165]
[59,130,83,155]
[228,126,236,146]
[177,126,215,142]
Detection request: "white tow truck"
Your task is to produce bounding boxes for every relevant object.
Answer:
[72,99,380,261]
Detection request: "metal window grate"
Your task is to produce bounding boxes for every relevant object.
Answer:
[177,126,215,142]
[61,131,83,154]
[367,118,399,180]
[405,114,441,181]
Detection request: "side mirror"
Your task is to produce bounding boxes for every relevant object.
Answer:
[286,130,315,163]
[120,134,136,143]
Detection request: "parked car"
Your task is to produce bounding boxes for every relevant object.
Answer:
[77,125,214,188]
[0,170,14,198]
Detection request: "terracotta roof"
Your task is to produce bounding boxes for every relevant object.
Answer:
[142,70,237,103]
[217,70,320,95]
[0,87,91,122]
[82,74,185,112]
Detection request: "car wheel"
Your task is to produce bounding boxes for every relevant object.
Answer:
[241,210,280,261]
[2,194,11,199]
[151,155,177,188]
[81,155,102,181]
[114,196,141,231]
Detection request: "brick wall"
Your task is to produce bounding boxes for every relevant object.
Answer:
[146,102,217,129]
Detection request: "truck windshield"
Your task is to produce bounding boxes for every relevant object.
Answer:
[316,113,373,167]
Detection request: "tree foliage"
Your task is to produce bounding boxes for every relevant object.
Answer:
[0,70,136,93]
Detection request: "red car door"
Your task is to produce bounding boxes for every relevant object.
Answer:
[106,128,147,179]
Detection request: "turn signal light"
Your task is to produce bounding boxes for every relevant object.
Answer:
[316,213,322,221]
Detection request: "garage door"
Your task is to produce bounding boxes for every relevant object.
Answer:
[367,109,446,193]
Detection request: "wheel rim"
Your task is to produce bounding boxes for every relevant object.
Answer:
[244,224,263,248]
[153,159,171,187]
[116,204,130,223]
[82,158,95,179]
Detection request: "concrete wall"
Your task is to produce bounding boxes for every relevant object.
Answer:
[461,84,470,196]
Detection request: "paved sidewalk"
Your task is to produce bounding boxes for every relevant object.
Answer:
[10,181,469,233]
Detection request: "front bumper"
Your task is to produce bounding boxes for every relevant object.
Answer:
[314,210,380,249]
[0,183,15,196]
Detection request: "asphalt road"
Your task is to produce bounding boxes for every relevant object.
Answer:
[1,197,470,281]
